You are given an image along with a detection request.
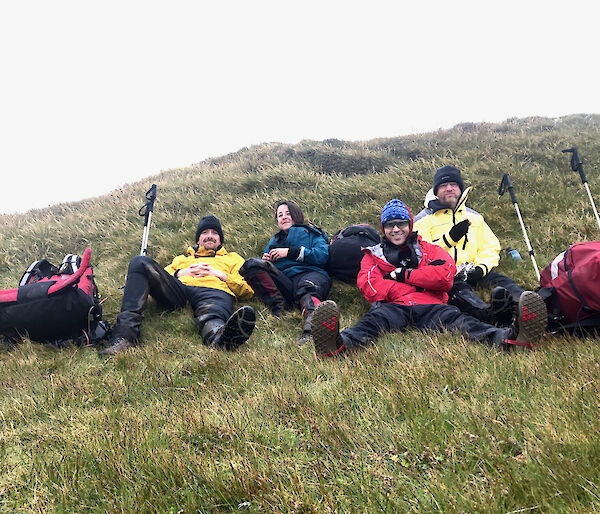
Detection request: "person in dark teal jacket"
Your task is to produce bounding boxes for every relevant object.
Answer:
[240,200,331,343]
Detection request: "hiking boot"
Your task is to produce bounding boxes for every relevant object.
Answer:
[271,307,285,319]
[212,306,256,351]
[489,286,515,326]
[312,300,346,358]
[296,310,314,345]
[100,337,134,356]
[296,330,311,345]
[504,291,547,350]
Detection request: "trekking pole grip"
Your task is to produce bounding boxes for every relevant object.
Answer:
[139,184,157,224]
[563,147,587,184]
[498,173,518,204]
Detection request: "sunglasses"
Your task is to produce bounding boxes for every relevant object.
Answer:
[383,220,410,230]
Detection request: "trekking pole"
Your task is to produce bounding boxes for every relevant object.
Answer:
[139,184,157,256]
[498,173,540,281]
[562,146,600,230]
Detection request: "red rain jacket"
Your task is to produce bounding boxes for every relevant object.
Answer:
[358,234,456,306]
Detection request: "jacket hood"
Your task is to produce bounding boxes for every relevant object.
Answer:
[423,186,473,214]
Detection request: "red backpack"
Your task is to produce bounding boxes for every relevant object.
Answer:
[539,241,600,331]
[0,248,110,345]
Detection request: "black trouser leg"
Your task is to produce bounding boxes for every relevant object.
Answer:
[295,270,331,317]
[294,271,332,338]
[342,303,410,349]
[189,287,234,342]
[292,271,331,305]
[448,279,491,322]
[411,304,509,345]
[481,271,525,302]
[112,255,188,342]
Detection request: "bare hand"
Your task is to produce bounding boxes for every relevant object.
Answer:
[180,263,226,281]
[266,248,289,261]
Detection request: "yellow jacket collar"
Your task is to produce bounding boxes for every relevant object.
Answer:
[187,246,227,257]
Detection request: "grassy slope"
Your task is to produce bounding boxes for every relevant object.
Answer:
[1,114,600,511]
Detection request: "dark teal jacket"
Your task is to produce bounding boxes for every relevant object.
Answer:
[264,224,330,278]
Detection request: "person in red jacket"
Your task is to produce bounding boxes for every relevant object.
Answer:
[311,199,547,357]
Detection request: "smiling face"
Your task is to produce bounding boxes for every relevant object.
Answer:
[197,228,221,250]
[383,219,410,246]
[436,182,462,209]
[276,204,294,231]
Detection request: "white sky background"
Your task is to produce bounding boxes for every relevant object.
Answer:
[0,1,597,214]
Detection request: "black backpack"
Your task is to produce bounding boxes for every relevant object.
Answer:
[326,224,381,284]
[0,248,110,345]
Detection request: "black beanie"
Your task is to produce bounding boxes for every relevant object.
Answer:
[195,215,224,245]
[433,165,465,195]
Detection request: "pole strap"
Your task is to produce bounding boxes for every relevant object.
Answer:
[139,184,157,226]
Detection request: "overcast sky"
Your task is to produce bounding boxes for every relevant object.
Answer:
[0,1,597,214]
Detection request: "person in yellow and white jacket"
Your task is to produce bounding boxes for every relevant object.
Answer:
[413,165,525,325]
[101,215,255,355]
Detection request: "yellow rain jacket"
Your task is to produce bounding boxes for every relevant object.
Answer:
[164,246,254,300]
[413,188,501,275]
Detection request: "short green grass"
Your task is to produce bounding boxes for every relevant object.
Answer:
[2,114,600,512]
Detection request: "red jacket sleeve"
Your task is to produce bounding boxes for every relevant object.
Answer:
[357,252,396,302]
[404,240,456,292]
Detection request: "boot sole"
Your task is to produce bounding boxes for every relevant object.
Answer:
[220,306,256,351]
[312,300,341,357]
[515,291,547,346]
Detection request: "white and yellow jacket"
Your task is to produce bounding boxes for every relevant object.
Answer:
[413,188,501,275]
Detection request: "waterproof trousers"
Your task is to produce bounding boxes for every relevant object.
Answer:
[276,270,331,308]
[341,302,511,349]
[449,271,524,321]
[111,255,233,342]
[240,257,331,313]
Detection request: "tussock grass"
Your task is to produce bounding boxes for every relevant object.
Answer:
[2,114,600,511]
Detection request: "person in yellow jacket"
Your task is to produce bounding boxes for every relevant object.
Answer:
[101,215,255,355]
[413,166,524,325]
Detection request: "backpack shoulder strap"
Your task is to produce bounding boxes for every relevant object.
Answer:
[59,254,82,274]
[48,248,92,295]
[19,260,60,286]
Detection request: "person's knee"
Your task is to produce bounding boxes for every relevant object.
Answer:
[366,303,405,330]
[240,257,273,277]
[128,255,156,273]
[296,280,318,298]
[297,275,330,299]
